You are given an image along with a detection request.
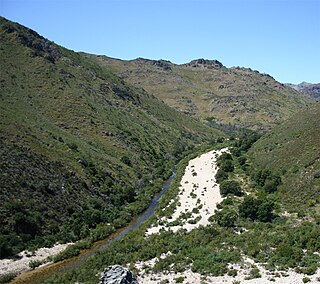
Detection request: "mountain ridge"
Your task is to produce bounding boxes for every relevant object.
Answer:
[83,53,311,130]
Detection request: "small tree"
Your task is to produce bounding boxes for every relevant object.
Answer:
[220,180,243,197]
[219,160,234,172]
[213,208,238,227]
[239,196,275,222]
[215,168,228,183]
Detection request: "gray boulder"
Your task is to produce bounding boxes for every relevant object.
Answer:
[100,265,138,284]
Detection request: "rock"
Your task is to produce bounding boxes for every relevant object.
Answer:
[99,265,138,284]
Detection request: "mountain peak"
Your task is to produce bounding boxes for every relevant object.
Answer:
[183,58,224,69]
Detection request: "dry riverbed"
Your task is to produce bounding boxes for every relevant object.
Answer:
[140,148,320,284]
[146,148,228,234]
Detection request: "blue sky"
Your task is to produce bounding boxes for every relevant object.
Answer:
[1,0,319,83]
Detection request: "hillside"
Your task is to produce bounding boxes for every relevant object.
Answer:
[0,17,223,259]
[249,103,320,212]
[82,55,311,130]
[285,82,320,100]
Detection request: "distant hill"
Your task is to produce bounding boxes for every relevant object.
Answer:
[0,17,223,257]
[249,103,320,212]
[285,82,320,99]
[83,55,312,130]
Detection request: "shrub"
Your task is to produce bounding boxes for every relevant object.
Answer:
[120,156,132,167]
[238,156,247,166]
[215,168,228,183]
[239,196,274,222]
[0,273,17,284]
[302,277,311,283]
[29,259,43,269]
[175,276,185,283]
[219,160,234,172]
[220,180,243,197]
[213,209,238,228]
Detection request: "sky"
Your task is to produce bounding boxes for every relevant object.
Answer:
[1,0,319,84]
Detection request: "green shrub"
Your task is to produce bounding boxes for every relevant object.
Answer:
[29,259,43,269]
[302,277,311,283]
[215,168,228,183]
[175,276,185,283]
[247,268,261,279]
[213,209,238,228]
[239,196,275,222]
[220,180,243,197]
[219,160,234,172]
[0,273,17,284]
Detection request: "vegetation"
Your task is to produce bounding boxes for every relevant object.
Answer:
[0,17,223,259]
[84,55,311,130]
[219,180,243,197]
[1,16,319,284]
[249,103,320,213]
[43,130,320,283]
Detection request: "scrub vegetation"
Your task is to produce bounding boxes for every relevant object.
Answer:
[0,17,223,260]
[0,16,319,284]
[45,127,320,283]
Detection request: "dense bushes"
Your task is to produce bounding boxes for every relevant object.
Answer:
[219,180,243,197]
[252,169,281,193]
[239,196,275,222]
[211,208,238,227]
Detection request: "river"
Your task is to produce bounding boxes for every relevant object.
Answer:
[10,169,176,284]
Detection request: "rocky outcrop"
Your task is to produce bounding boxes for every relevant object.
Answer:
[100,265,138,284]
[184,58,224,69]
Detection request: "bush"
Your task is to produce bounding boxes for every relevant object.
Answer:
[175,276,184,283]
[0,273,17,284]
[213,209,238,228]
[302,277,311,283]
[239,196,274,222]
[219,160,234,172]
[29,259,43,269]
[220,180,243,197]
[215,168,228,183]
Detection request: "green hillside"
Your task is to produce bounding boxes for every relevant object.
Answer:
[83,55,312,130]
[0,17,223,258]
[249,103,320,213]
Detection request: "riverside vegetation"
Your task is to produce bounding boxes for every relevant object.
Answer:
[0,16,319,283]
[43,127,320,283]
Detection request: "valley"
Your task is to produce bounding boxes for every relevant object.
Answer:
[0,16,319,284]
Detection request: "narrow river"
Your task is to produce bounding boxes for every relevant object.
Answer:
[11,169,176,284]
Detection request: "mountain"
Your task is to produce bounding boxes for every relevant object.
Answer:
[249,102,320,212]
[285,82,320,100]
[82,55,312,130]
[0,17,223,258]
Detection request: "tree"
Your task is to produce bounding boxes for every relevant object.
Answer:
[219,160,234,172]
[239,196,275,222]
[212,209,238,228]
[220,180,243,197]
[239,196,258,220]
[215,168,228,183]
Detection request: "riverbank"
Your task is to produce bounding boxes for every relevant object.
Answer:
[0,242,73,276]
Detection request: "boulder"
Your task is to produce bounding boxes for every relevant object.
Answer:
[99,265,138,284]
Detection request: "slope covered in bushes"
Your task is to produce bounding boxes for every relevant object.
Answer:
[0,17,223,258]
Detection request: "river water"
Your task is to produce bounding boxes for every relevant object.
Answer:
[11,169,176,284]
